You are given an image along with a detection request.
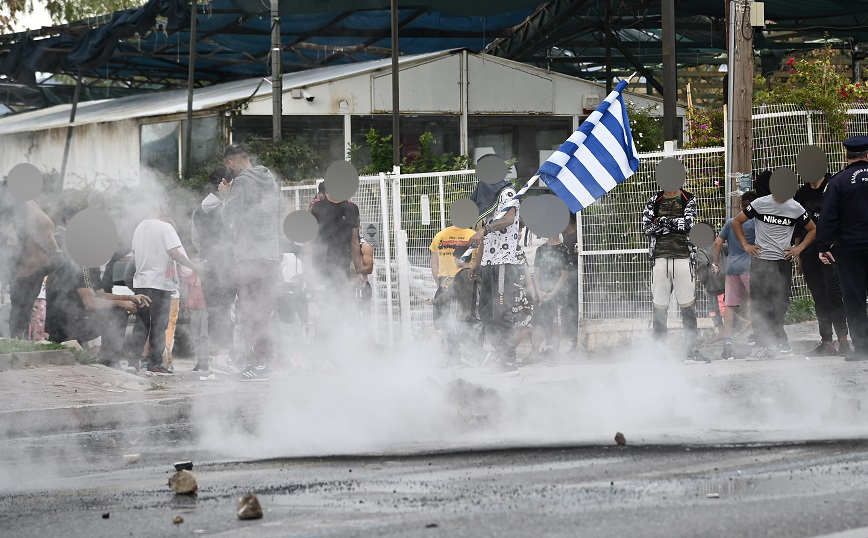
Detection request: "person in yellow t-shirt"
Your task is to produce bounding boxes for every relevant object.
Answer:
[430,225,475,334]
[430,226,475,282]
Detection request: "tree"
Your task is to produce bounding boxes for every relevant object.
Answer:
[1,0,145,32]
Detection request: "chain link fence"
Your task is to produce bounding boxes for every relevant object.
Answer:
[279,105,859,344]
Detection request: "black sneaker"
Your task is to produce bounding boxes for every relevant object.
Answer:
[844,351,868,362]
[684,351,711,364]
[237,365,271,381]
[720,343,735,361]
[147,365,173,375]
[839,339,852,356]
[808,341,837,357]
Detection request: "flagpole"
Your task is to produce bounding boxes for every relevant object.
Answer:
[460,71,638,262]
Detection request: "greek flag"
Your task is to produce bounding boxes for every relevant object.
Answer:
[538,79,639,212]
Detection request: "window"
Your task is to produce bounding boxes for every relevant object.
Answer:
[351,115,460,167]
[468,116,572,180]
[232,115,345,168]
[140,121,179,179]
[181,116,222,169]
[141,116,222,178]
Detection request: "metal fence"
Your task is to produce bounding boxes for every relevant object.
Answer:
[282,105,859,343]
[577,147,726,321]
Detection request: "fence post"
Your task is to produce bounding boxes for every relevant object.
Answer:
[806,112,814,145]
[391,168,413,344]
[576,209,585,325]
[438,174,447,229]
[378,173,395,345]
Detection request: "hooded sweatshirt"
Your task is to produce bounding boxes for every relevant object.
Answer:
[224,165,281,263]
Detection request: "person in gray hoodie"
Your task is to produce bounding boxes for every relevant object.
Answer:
[223,144,282,381]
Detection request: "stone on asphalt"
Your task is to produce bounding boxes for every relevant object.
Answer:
[101,513,110,519]
[123,454,140,464]
[173,515,184,524]
[168,470,198,494]
[174,461,193,471]
[615,432,626,446]
[237,493,263,520]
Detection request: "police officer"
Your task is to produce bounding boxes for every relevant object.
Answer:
[816,136,868,362]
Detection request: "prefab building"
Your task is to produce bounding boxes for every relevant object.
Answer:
[0,49,686,187]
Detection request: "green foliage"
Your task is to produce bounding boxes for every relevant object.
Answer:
[755,46,868,139]
[786,296,817,325]
[684,106,724,149]
[626,102,664,152]
[0,339,94,363]
[240,135,322,183]
[349,128,473,175]
[41,0,144,24]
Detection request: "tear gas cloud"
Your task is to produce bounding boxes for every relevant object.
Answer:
[2,150,866,472]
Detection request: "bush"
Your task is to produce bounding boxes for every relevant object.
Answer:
[684,106,724,149]
[349,128,473,175]
[785,296,816,325]
[626,102,664,152]
[755,46,868,139]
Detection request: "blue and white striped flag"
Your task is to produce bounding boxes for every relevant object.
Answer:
[537,79,639,212]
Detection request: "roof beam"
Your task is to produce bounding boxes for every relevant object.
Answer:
[601,22,664,93]
[483,0,597,60]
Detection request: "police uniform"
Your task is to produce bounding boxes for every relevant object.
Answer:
[816,136,868,360]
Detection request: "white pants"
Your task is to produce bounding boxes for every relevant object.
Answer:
[651,257,695,309]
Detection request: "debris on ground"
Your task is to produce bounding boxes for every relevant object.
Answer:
[174,461,194,471]
[123,454,140,464]
[706,493,720,499]
[425,523,439,528]
[168,470,198,495]
[101,513,110,519]
[445,379,504,427]
[173,515,184,524]
[237,493,263,520]
[104,437,117,449]
[615,432,626,446]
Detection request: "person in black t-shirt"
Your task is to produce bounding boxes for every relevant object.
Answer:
[45,256,151,367]
[309,195,362,290]
[309,189,363,355]
[795,172,849,356]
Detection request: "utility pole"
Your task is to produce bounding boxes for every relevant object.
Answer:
[271,0,282,141]
[727,0,754,217]
[661,0,677,144]
[391,0,400,167]
[183,0,197,179]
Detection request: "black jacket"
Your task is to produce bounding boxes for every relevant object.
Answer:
[816,161,868,252]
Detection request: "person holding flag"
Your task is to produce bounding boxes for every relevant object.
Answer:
[468,159,522,376]
[461,75,641,364]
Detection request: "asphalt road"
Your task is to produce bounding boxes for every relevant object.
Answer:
[3,426,868,538]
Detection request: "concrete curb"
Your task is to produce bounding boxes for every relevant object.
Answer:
[0,396,193,438]
[0,349,76,371]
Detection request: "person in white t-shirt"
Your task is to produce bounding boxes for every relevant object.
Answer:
[129,206,205,375]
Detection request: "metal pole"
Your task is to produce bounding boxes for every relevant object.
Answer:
[59,70,82,186]
[391,0,400,166]
[271,0,282,141]
[661,0,677,143]
[183,0,198,179]
[605,0,612,94]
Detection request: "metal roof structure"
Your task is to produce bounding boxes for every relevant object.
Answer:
[1,0,867,110]
[0,50,456,135]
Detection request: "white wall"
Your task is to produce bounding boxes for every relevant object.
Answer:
[0,119,140,189]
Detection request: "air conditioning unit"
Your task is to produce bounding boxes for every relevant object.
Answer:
[582,94,601,112]
[750,2,765,28]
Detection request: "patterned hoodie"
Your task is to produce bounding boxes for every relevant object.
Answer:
[641,189,697,268]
